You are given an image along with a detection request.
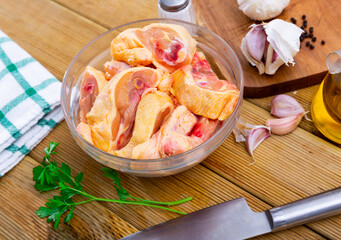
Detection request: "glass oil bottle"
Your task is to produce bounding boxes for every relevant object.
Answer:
[311,50,341,144]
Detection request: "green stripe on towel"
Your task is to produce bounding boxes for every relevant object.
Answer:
[6,145,30,155]
[0,47,51,113]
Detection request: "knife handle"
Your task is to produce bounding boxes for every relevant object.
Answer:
[268,187,341,231]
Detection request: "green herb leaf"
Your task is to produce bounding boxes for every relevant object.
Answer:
[36,206,59,218]
[33,165,44,181]
[34,142,192,230]
[43,142,59,163]
[60,163,71,176]
[101,167,129,200]
[75,173,84,185]
[60,188,77,200]
[34,183,59,192]
[64,207,74,225]
[54,206,69,230]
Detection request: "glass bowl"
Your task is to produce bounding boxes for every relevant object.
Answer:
[61,18,244,177]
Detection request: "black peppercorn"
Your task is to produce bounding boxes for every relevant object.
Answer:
[306,41,310,47]
[310,44,314,49]
[290,17,297,24]
[300,35,304,42]
[302,15,306,20]
[321,40,325,45]
[303,20,307,24]
[312,37,316,42]
[301,25,305,29]
[308,33,313,38]
[309,27,314,33]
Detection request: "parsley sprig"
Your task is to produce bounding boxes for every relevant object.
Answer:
[33,142,192,230]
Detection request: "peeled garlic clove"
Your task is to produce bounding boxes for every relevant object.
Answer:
[238,0,290,21]
[266,113,304,135]
[264,19,303,66]
[245,126,271,157]
[271,94,305,118]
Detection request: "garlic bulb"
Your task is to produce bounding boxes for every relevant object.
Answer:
[240,19,303,75]
[238,0,290,21]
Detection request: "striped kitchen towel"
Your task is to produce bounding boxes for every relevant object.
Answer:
[0,30,63,176]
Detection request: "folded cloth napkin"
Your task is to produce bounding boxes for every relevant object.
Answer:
[0,30,63,176]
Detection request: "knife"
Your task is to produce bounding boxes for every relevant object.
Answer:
[121,187,341,240]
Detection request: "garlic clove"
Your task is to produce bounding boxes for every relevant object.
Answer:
[240,25,265,75]
[245,126,271,158]
[265,53,285,75]
[271,94,305,118]
[264,41,272,67]
[266,113,304,135]
[233,119,271,162]
[234,118,270,138]
[264,44,285,75]
[246,25,267,62]
[263,19,303,66]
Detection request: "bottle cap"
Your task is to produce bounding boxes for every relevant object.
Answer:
[327,50,341,74]
[159,0,189,12]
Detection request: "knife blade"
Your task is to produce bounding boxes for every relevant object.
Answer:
[122,187,341,240]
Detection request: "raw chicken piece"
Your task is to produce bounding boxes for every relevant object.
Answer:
[160,117,218,157]
[190,117,219,141]
[157,71,174,92]
[131,131,162,160]
[160,132,202,157]
[170,95,180,107]
[79,66,108,123]
[104,60,131,80]
[111,28,153,66]
[86,67,161,152]
[114,90,174,158]
[111,23,197,73]
[171,56,239,120]
[132,105,197,159]
[191,51,207,65]
[159,105,198,136]
[76,122,93,144]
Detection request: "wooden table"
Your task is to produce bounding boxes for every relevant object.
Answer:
[0,0,340,239]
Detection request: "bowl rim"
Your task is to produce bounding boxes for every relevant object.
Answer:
[61,18,244,164]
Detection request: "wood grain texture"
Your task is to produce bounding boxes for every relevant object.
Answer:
[53,0,158,29]
[0,0,339,239]
[202,100,341,239]
[0,156,138,240]
[0,0,107,80]
[28,121,324,239]
[194,0,341,97]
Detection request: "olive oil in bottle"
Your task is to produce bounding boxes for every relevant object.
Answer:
[311,50,341,144]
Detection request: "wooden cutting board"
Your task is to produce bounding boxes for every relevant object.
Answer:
[194,0,341,98]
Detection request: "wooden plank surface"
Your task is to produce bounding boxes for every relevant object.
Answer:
[28,122,324,239]
[0,0,107,80]
[0,0,340,239]
[0,156,138,240]
[194,0,341,97]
